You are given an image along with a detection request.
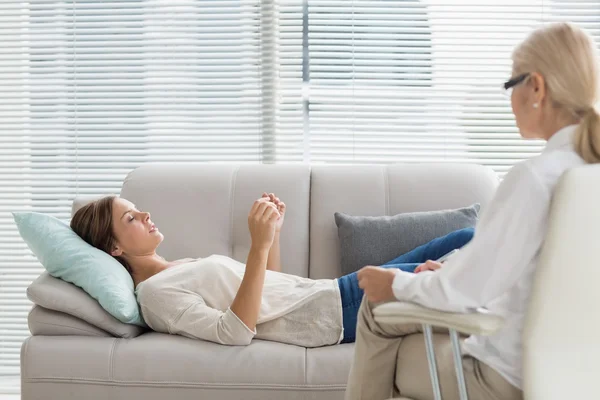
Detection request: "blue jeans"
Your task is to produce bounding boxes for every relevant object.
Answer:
[337,227,475,343]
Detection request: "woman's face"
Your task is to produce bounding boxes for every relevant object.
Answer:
[110,197,163,258]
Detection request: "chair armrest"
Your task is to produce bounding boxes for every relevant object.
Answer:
[372,302,505,336]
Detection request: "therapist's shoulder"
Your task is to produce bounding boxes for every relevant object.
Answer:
[503,159,544,186]
[497,159,552,203]
[519,149,585,191]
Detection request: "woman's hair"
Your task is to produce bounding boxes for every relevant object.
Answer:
[512,22,600,163]
[70,195,133,274]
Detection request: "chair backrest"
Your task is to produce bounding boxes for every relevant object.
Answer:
[523,164,600,399]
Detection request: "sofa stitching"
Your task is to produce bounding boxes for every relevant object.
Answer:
[108,339,118,381]
[22,336,30,380]
[230,165,241,257]
[23,377,346,389]
[108,339,113,381]
[307,165,312,278]
[303,347,307,385]
[384,166,390,216]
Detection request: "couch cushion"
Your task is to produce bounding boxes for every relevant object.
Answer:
[28,305,112,337]
[309,163,499,279]
[27,272,147,338]
[117,163,311,278]
[112,334,308,384]
[334,204,480,276]
[306,344,354,385]
[22,334,351,397]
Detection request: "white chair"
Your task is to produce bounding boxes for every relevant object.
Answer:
[373,164,600,400]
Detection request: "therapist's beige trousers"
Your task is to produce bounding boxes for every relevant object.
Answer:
[344,297,523,400]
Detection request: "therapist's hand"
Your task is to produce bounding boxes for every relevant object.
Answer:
[414,260,443,273]
[357,266,397,303]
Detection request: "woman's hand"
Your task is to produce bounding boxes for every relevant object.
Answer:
[248,197,281,252]
[357,266,397,303]
[262,192,286,233]
[414,260,443,273]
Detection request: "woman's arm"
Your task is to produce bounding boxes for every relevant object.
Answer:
[230,245,270,331]
[267,232,282,272]
[261,192,285,272]
[161,293,258,346]
[229,197,280,331]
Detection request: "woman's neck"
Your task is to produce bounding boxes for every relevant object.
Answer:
[127,253,171,286]
[539,109,580,141]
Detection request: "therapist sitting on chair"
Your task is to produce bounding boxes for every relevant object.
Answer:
[345,22,600,400]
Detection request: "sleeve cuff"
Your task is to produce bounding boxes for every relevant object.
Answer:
[226,307,257,335]
[392,269,425,300]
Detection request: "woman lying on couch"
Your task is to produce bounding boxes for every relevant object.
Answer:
[70,192,472,347]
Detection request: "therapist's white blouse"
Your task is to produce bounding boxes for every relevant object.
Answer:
[391,124,586,389]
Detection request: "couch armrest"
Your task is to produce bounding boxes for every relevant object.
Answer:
[372,302,505,336]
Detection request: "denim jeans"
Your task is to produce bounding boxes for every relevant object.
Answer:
[337,227,475,343]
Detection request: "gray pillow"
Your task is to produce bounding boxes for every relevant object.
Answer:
[28,305,113,337]
[27,272,147,338]
[334,204,480,276]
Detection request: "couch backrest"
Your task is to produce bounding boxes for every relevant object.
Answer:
[309,163,499,278]
[38,162,498,339]
[119,163,312,277]
[73,162,499,279]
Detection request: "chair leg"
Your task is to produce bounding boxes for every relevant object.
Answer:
[449,329,469,400]
[422,324,443,400]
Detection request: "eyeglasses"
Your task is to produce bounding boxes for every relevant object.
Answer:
[502,73,530,98]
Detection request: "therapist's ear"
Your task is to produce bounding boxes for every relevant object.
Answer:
[528,72,547,105]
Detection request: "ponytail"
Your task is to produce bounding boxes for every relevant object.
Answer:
[574,107,600,164]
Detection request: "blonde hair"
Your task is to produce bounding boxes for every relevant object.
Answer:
[512,22,600,163]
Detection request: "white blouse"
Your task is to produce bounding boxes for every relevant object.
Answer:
[391,124,586,389]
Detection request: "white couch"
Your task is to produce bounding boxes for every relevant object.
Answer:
[21,162,500,400]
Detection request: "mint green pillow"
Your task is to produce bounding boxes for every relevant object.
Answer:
[13,212,146,327]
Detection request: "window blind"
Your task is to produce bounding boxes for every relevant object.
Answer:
[1,0,599,394]
[0,0,274,393]
[283,0,600,173]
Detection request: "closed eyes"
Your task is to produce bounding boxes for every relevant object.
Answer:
[126,210,140,222]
